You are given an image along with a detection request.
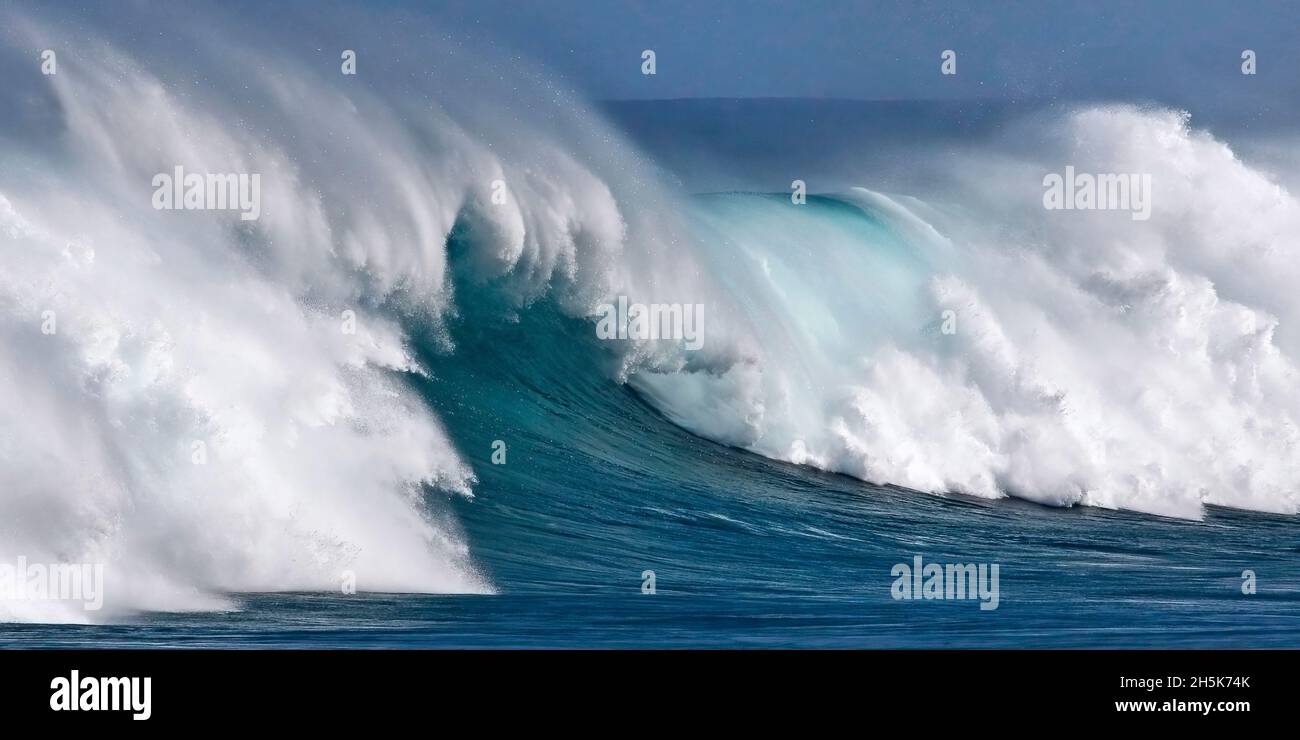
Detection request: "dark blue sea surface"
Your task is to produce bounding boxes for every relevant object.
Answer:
[6,302,1298,648]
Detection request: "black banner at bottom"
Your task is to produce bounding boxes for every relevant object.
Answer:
[0,649,1285,725]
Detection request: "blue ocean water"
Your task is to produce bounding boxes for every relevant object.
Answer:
[6,295,1299,648]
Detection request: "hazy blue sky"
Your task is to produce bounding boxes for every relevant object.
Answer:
[22,0,1300,112]
[389,0,1299,107]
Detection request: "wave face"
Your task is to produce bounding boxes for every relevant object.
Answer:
[2,6,1299,623]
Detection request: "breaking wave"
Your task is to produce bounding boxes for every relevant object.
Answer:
[2,4,1297,623]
